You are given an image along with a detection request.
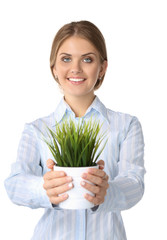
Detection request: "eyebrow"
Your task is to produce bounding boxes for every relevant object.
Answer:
[59,52,97,57]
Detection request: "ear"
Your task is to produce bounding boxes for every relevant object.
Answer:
[100,60,108,77]
[52,67,58,78]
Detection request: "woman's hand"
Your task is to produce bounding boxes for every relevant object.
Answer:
[81,160,109,206]
[43,159,73,205]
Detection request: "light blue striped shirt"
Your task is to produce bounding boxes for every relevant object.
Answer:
[4,96,145,240]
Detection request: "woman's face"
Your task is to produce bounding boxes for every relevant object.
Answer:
[53,36,107,100]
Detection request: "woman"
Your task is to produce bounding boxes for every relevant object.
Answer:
[5,21,145,240]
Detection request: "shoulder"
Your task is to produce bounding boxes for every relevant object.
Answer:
[107,107,138,126]
[106,107,142,140]
[96,97,141,133]
[24,99,64,133]
[23,111,56,138]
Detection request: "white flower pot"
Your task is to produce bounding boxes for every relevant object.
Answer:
[54,165,98,209]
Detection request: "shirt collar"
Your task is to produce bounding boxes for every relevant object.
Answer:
[53,96,110,126]
[85,96,109,123]
[53,98,70,124]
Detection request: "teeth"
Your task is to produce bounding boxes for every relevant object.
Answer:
[68,78,85,82]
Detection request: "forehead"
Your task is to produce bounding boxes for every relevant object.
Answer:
[57,36,98,55]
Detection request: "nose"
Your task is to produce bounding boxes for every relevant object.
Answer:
[71,60,83,74]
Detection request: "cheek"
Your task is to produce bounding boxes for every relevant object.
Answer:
[90,67,100,79]
[56,66,68,77]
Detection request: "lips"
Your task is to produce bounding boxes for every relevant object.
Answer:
[67,78,86,82]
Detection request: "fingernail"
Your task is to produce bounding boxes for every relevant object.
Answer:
[48,163,54,167]
[82,173,87,179]
[68,183,73,188]
[60,172,65,176]
[62,193,68,199]
[66,176,72,182]
[84,193,89,198]
[81,181,86,186]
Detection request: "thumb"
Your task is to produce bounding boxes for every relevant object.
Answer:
[46,159,55,170]
[97,160,105,170]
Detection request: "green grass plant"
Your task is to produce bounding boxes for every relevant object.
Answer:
[43,117,107,167]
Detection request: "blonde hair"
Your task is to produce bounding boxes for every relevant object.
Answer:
[50,20,107,89]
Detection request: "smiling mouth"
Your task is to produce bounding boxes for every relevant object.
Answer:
[67,78,86,82]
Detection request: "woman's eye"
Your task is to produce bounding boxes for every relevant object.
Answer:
[83,57,92,63]
[62,57,71,62]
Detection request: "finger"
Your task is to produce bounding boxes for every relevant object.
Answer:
[84,193,103,206]
[43,176,72,189]
[80,181,100,194]
[102,173,109,180]
[82,171,108,187]
[97,160,105,169]
[47,159,55,170]
[85,167,106,179]
[82,173,103,186]
[50,193,69,205]
[44,170,66,181]
[47,182,73,197]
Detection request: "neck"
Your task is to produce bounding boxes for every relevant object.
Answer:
[64,94,96,117]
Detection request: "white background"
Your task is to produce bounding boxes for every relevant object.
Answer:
[0,0,167,239]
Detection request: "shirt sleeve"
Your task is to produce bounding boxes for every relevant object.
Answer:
[4,123,52,209]
[91,116,146,214]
